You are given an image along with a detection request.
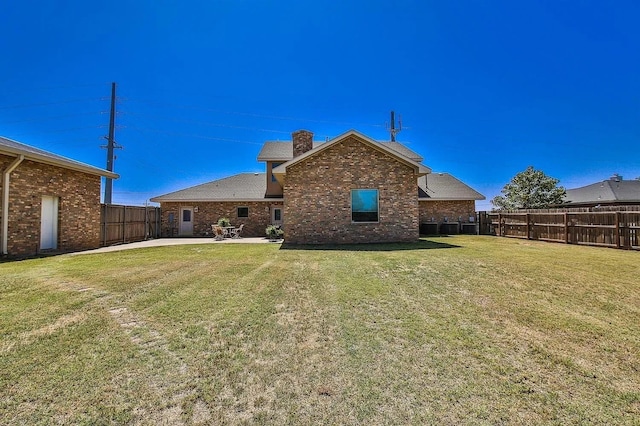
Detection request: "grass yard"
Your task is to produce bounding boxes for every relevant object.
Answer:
[1,236,639,425]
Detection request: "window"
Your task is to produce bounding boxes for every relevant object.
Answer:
[237,207,249,218]
[351,189,379,222]
[274,208,281,221]
[271,162,283,182]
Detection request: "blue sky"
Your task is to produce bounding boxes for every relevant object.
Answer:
[1,0,639,211]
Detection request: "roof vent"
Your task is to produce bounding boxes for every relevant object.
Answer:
[610,173,622,182]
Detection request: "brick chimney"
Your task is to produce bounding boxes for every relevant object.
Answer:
[292,130,313,158]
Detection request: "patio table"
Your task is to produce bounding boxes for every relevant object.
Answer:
[223,226,235,238]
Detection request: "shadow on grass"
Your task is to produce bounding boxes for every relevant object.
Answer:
[279,237,460,252]
[0,250,70,263]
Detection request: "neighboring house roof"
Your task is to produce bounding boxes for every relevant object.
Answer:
[418,173,485,200]
[272,130,430,178]
[564,179,640,205]
[258,139,424,162]
[150,173,277,202]
[0,136,118,178]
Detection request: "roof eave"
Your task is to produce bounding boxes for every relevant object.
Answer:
[0,146,119,179]
[419,196,486,201]
[151,197,283,203]
[257,156,291,162]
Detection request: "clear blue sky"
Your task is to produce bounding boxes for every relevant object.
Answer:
[1,1,639,210]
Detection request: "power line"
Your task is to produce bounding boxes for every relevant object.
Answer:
[126,126,263,146]
[122,97,386,129]
[0,97,105,110]
[9,125,106,136]
[0,111,103,125]
[0,82,110,97]
[119,111,292,135]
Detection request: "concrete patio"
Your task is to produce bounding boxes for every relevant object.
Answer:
[72,237,280,255]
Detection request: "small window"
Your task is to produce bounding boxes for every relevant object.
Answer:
[182,209,191,222]
[237,207,249,218]
[274,208,281,221]
[351,189,379,222]
[271,162,283,182]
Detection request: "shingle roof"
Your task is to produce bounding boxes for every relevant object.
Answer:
[272,130,430,177]
[257,140,423,162]
[150,173,273,202]
[0,136,118,178]
[152,132,483,203]
[564,179,640,205]
[257,141,323,161]
[418,173,485,200]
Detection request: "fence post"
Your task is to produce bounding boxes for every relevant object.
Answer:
[498,213,502,236]
[102,204,107,247]
[144,206,149,240]
[526,213,530,240]
[564,213,569,244]
[615,212,621,249]
[123,205,127,244]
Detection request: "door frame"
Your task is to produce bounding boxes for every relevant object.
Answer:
[179,206,194,236]
[271,206,283,226]
[40,195,59,250]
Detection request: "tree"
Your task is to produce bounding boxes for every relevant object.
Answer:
[491,166,566,210]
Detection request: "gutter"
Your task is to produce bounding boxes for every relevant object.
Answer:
[2,154,24,254]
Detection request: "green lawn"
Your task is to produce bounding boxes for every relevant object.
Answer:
[1,236,639,425]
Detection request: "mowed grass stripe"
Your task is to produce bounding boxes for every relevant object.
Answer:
[0,236,638,424]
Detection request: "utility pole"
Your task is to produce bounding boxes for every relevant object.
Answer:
[387,110,402,141]
[102,82,121,204]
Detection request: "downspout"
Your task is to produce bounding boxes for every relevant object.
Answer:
[2,155,25,255]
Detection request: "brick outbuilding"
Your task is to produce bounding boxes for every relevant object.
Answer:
[0,136,118,257]
[152,129,484,243]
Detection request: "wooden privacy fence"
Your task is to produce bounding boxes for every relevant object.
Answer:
[100,204,161,246]
[488,210,640,250]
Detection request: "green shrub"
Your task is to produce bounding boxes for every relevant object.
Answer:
[265,225,284,240]
[217,217,231,227]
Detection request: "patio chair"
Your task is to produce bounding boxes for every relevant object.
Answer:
[231,224,244,239]
[212,225,225,241]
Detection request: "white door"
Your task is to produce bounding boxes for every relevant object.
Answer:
[179,207,194,236]
[271,207,283,226]
[40,196,59,250]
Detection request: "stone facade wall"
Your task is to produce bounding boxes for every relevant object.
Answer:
[283,135,419,244]
[1,155,102,256]
[159,201,283,238]
[419,200,476,224]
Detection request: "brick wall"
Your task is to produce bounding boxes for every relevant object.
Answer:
[419,200,476,224]
[1,155,102,256]
[159,201,283,238]
[292,130,313,158]
[283,135,420,244]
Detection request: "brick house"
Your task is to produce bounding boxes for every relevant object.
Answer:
[151,130,484,244]
[0,136,118,257]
